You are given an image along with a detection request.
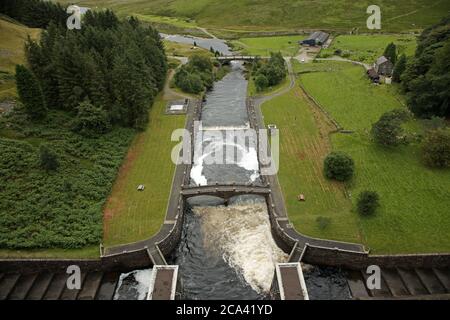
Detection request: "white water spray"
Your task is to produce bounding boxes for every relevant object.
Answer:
[193,201,288,293]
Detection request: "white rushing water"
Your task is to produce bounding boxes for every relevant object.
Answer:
[193,201,288,293]
[114,269,153,300]
[190,132,260,186]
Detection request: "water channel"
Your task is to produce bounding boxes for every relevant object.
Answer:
[115,34,351,300]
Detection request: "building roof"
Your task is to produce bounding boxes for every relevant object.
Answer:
[376,56,390,66]
[302,31,329,44]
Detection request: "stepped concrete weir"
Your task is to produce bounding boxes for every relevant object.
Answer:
[274,263,309,300]
[147,265,179,300]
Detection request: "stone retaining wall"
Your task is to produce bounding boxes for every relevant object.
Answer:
[302,244,450,270]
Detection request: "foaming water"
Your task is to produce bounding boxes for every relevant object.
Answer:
[194,199,288,293]
[190,132,260,186]
[170,196,287,299]
[114,269,153,300]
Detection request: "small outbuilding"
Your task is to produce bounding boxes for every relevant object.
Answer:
[367,68,380,83]
[299,31,329,47]
[374,56,394,76]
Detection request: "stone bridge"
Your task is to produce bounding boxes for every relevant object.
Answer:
[180,184,271,200]
[216,55,262,63]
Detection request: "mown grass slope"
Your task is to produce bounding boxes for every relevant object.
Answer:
[103,95,185,247]
[261,86,362,243]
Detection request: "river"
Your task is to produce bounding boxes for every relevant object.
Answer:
[114,34,351,300]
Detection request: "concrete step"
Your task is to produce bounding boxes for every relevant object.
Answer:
[60,272,86,300]
[26,273,54,300]
[148,246,167,266]
[42,273,68,300]
[381,268,409,297]
[8,273,38,300]
[432,268,450,292]
[96,272,120,300]
[360,270,391,297]
[415,268,446,294]
[0,273,21,300]
[77,272,103,300]
[346,270,369,299]
[396,268,428,295]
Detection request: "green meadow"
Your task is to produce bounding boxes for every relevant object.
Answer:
[295,61,450,253]
[319,34,417,63]
[231,35,301,57]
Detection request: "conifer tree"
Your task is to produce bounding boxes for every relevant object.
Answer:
[15,64,47,119]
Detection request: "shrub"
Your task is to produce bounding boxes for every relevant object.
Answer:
[72,101,111,137]
[421,128,450,168]
[316,216,331,230]
[323,151,354,182]
[357,191,380,216]
[255,74,269,92]
[39,144,59,172]
[371,109,409,147]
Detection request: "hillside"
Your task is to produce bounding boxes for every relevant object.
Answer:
[0,16,40,100]
[58,0,450,33]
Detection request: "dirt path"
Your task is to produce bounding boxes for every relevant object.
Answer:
[163,56,192,100]
[197,27,217,39]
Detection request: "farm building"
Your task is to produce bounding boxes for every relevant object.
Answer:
[374,56,394,76]
[300,31,330,46]
[367,68,380,83]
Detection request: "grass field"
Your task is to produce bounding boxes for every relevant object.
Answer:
[0,17,40,101]
[231,35,301,57]
[103,94,185,247]
[164,40,212,58]
[298,62,403,131]
[319,34,417,63]
[58,0,450,33]
[261,86,362,243]
[298,61,450,253]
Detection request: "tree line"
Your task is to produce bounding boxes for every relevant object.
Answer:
[17,10,167,131]
[397,15,449,119]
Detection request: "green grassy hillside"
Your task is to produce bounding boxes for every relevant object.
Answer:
[58,0,450,33]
